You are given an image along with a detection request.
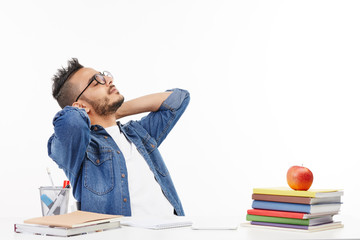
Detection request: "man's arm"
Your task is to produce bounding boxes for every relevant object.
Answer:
[48,107,91,188]
[115,92,172,119]
[133,88,190,147]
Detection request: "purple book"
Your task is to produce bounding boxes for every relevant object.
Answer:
[251,221,309,229]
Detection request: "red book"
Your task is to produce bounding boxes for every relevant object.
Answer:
[247,209,338,219]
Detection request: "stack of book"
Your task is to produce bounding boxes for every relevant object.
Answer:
[245,187,344,232]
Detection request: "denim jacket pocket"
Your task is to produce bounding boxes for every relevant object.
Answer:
[84,147,115,195]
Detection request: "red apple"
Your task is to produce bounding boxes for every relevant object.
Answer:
[287,165,313,190]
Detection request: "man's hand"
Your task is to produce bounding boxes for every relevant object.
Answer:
[116,92,172,119]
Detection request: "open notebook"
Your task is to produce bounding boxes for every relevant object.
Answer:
[120,216,193,229]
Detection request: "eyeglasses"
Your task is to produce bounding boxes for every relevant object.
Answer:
[74,71,113,102]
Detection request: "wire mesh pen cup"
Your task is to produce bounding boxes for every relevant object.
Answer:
[39,186,70,216]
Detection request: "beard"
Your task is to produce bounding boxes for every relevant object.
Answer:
[86,95,124,116]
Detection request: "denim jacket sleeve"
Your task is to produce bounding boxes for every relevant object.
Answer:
[138,88,190,147]
[47,106,91,184]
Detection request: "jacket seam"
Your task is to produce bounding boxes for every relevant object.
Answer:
[156,109,175,144]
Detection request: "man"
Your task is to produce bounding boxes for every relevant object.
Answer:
[48,58,190,216]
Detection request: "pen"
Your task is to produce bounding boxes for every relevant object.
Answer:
[63,180,70,189]
[61,181,70,214]
[47,189,67,216]
[46,180,71,216]
[46,168,55,188]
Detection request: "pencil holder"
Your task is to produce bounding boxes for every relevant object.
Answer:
[39,186,70,216]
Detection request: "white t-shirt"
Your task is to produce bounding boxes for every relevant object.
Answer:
[106,124,174,217]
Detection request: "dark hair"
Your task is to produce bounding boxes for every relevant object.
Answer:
[52,58,84,108]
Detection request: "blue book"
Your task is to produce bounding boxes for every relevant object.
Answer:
[252,200,341,214]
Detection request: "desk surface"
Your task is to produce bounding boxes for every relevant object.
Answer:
[5,214,360,240]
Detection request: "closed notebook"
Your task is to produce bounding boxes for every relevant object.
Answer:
[247,209,339,219]
[16,211,122,237]
[23,211,122,228]
[246,214,333,226]
[14,221,121,237]
[252,194,341,204]
[252,200,341,214]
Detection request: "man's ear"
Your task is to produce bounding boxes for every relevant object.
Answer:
[72,102,90,113]
[72,102,81,108]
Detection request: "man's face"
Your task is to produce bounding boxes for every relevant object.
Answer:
[70,67,124,116]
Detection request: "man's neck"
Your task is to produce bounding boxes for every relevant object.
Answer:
[89,114,117,128]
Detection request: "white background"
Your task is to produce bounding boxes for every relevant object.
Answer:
[0,0,359,219]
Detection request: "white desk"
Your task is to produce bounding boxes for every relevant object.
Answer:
[4,215,360,239]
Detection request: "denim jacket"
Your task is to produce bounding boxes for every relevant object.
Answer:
[47,88,190,216]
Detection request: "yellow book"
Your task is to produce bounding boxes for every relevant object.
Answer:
[253,187,343,198]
